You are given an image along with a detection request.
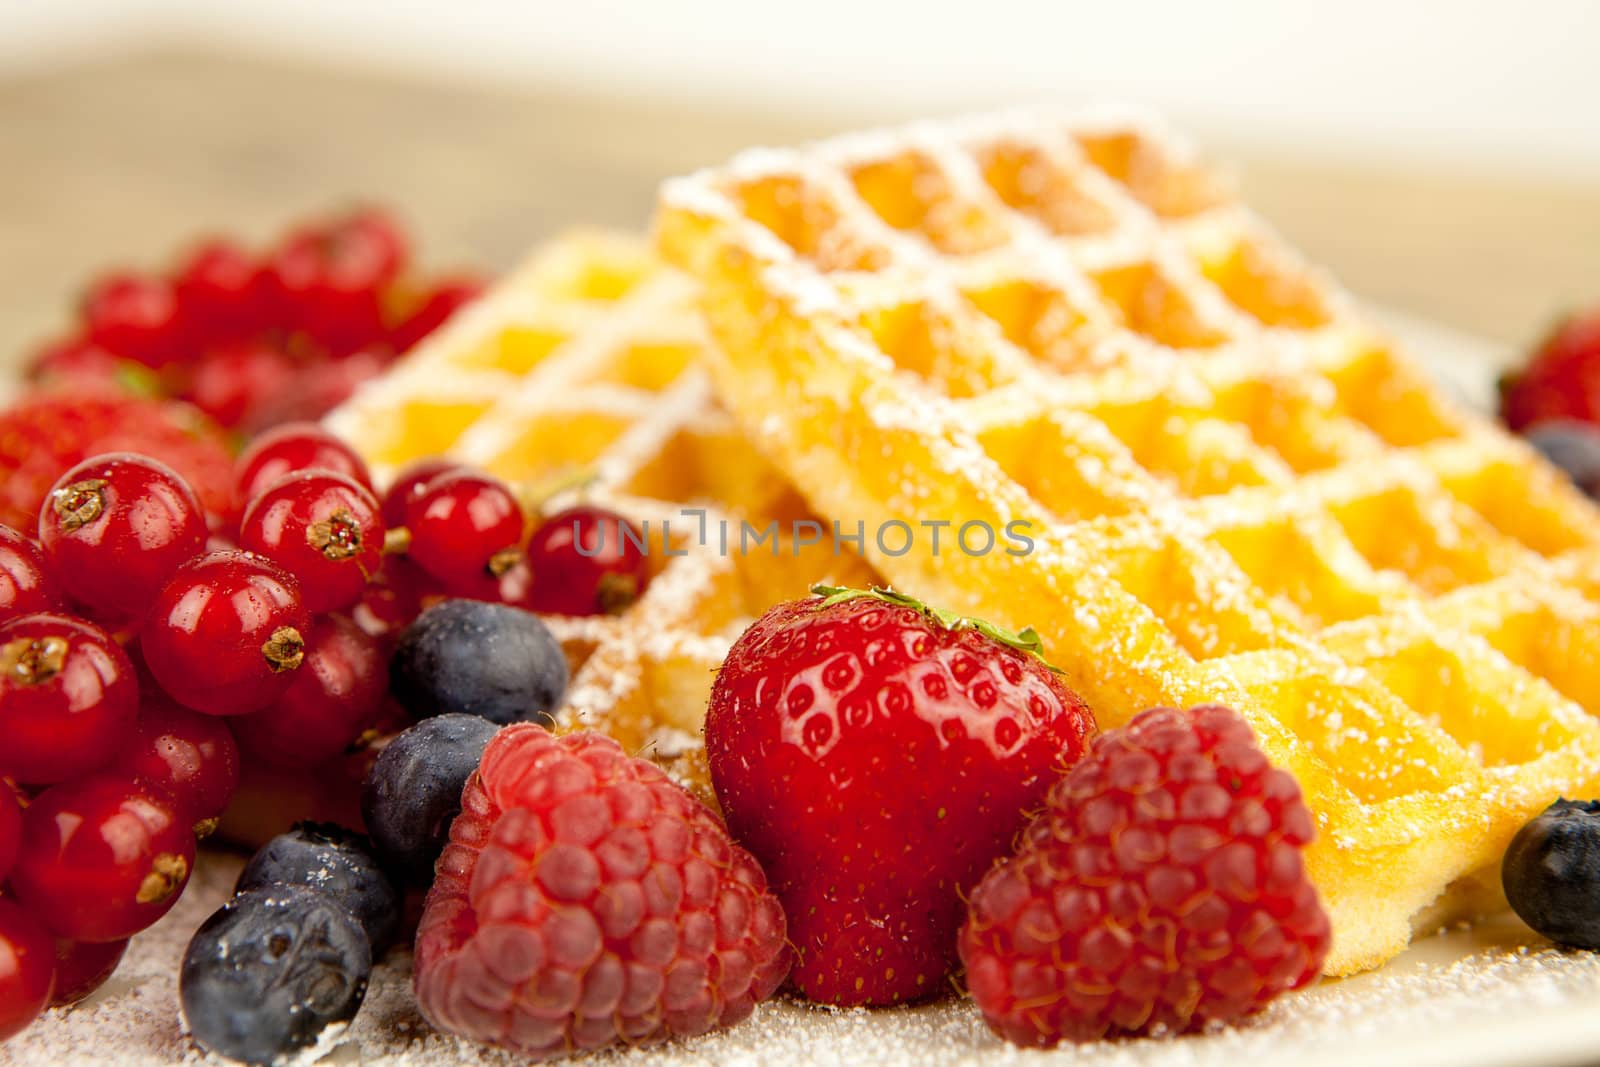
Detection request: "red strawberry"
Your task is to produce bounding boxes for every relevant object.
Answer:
[0,392,234,534]
[705,585,1097,1007]
[1502,307,1600,431]
[960,705,1330,1045]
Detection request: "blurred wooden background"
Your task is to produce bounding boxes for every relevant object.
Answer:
[2,47,1597,367]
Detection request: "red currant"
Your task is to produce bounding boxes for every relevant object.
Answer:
[379,457,460,528]
[128,693,240,830]
[390,276,485,353]
[238,471,384,613]
[264,209,406,355]
[230,614,386,769]
[181,339,298,430]
[0,525,62,618]
[9,774,195,942]
[50,937,128,1007]
[81,273,184,367]
[525,504,651,615]
[174,239,262,344]
[141,550,309,717]
[403,469,524,591]
[234,422,374,506]
[0,900,54,1041]
[0,613,138,785]
[37,453,206,619]
[0,782,21,883]
[236,349,384,433]
[351,555,439,644]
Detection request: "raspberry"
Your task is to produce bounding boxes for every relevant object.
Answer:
[0,393,233,535]
[414,727,790,1058]
[959,705,1329,1046]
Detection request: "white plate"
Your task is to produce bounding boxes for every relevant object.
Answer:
[10,311,1600,1067]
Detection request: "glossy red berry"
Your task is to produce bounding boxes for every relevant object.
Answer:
[9,774,196,943]
[379,458,459,528]
[0,525,62,618]
[128,693,241,829]
[264,210,406,355]
[234,422,373,510]
[0,782,21,883]
[230,614,386,770]
[236,350,383,433]
[181,339,299,430]
[403,469,524,591]
[50,937,129,1007]
[141,550,309,717]
[81,273,183,367]
[350,555,435,642]
[174,240,262,344]
[389,277,484,353]
[525,504,651,616]
[239,471,384,613]
[0,900,54,1041]
[37,453,207,619]
[0,613,138,785]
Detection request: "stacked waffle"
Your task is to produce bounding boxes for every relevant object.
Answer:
[326,230,874,790]
[331,112,1600,977]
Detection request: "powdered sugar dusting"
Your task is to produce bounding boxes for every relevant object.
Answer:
[8,854,1600,1067]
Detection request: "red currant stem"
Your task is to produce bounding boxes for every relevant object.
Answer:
[595,572,640,614]
[1,635,68,685]
[383,526,413,556]
[51,478,108,531]
[514,466,599,518]
[808,583,1063,672]
[261,626,306,673]
[486,547,524,578]
[135,853,189,905]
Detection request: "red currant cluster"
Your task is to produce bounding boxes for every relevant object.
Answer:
[0,421,651,1040]
[26,209,483,434]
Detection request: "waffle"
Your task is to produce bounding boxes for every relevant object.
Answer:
[324,230,874,792]
[657,110,1600,976]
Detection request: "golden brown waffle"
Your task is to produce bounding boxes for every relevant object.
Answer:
[657,109,1600,975]
[324,231,873,792]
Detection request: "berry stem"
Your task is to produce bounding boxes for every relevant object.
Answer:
[808,584,1060,671]
[514,466,599,518]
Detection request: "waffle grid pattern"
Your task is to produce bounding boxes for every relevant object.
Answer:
[326,232,873,792]
[657,110,1600,973]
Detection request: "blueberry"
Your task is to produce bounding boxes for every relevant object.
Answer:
[362,713,499,886]
[389,598,568,726]
[235,823,399,954]
[1503,798,1600,949]
[1524,420,1600,499]
[180,885,371,1066]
